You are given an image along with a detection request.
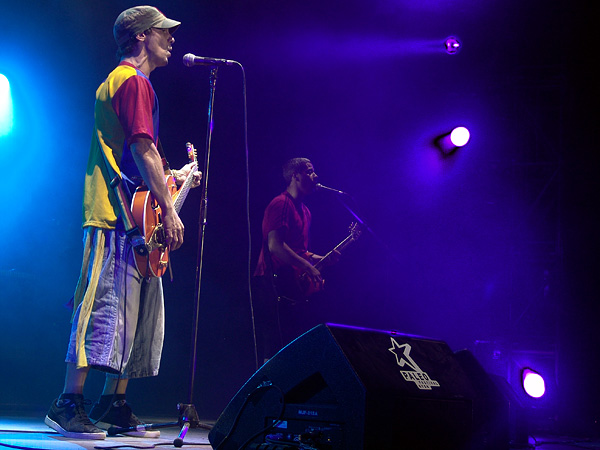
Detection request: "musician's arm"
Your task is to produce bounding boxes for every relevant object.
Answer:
[130,137,185,251]
[267,228,322,281]
[309,250,341,266]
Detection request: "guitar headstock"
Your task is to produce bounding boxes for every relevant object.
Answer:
[348,222,362,241]
[185,142,197,164]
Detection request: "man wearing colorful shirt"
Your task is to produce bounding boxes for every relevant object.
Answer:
[45,6,200,440]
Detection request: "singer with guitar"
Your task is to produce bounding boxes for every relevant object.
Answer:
[254,158,341,363]
[45,6,201,441]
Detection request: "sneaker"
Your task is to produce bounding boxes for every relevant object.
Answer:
[45,394,106,440]
[89,395,160,438]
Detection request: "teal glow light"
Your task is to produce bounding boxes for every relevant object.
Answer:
[0,73,14,137]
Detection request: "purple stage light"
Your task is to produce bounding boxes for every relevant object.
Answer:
[433,126,470,155]
[522,368,546,398]
[450,126,470,147]
[445,36,461,54]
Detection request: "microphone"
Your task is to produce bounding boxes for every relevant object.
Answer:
[183,53,236,67]
[316,183,347,195]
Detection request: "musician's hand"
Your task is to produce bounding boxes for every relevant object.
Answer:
[309,253,324,264]
[162,209,185,251]
[305,264,324,288]
[174,163,203,188]
[310,251,340,266]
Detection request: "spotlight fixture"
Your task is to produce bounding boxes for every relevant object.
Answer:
[522,368,546,398]
[433,126,470,155]
[444,36,461,54]
[0,73,14,137]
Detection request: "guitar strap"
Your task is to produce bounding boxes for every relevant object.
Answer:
[95,130,148,256]
[156,138,172,172]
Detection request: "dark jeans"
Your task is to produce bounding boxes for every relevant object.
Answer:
[252,275,318,363]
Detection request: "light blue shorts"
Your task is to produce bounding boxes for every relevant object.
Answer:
[66,227,164,379]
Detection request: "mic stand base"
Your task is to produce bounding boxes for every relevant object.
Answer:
[113,403,211,446]
[177,403,202,428]
[175,402,212,446]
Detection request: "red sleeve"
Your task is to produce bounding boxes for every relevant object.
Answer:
[263,196,293,238]
[112,75,155,143]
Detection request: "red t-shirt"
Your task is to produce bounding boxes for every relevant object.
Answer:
[254,191,311,276]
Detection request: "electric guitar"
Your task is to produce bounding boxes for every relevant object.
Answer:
[274,223,362,303]
[131,142,198,278]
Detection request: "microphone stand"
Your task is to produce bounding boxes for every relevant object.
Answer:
[117,66,221,446]
[330,192,366,229]
[177,66,220,431]
[328,190,403,266]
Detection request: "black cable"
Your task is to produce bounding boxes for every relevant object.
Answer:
[92,443,209,450]
[92,445,155,450]
[0,438,209,450]
[214,382,284,450]
[264,433,320,450]
[0,443,50,450]
[236,64,260,373]
[236,385,285,450]
[265,436,302,448]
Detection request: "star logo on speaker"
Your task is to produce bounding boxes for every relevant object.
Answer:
[388,338,440,390]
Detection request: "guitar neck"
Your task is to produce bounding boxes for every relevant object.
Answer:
[172,163,197,213]
[313,233,355,271]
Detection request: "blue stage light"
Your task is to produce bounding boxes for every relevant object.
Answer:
[0,73,14,137]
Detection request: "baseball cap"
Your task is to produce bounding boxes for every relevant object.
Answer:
[113,6,181,49]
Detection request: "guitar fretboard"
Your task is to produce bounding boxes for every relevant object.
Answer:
[314,225,361,271]
[172,162,198,213]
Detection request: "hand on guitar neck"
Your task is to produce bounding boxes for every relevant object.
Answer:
[309,248,342,270]
[171,161,202,188]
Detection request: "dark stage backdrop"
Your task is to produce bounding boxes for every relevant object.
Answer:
[0,0,597,430]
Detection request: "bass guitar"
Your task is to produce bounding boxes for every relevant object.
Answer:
[274,222,362,303]
[131,142,198,278]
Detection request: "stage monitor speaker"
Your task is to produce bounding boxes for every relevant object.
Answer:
[209,323,509,450]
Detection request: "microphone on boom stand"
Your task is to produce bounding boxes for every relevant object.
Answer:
[315,183,348,195]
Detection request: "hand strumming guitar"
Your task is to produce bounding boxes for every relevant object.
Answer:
[303,262,323,287]
[268,227,323,286]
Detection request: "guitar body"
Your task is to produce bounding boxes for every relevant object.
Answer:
[273,223,361,304]
[273,260,323,304]
[131,174,178,278]
[130,142,198,278]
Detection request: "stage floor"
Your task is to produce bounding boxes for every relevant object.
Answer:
[1,414,600,449]
[0,415,213,450]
